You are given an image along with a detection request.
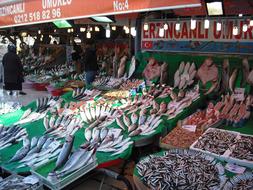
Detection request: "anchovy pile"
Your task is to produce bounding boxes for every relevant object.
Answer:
[85,127,133,156]
[70,73,84,80]
[0,125,27,150]
[43,115,82,139]
[230,135,253,161]
[192,129,237,155]
[0,102,22,115]
[224,172,253,190]
[92,76,123,89]
[8,136,61,169]
[116,111,162,137]
[72,88,101,101]
[137,150,225,190]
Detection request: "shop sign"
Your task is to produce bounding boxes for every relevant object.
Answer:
[0,0,200,28]
[142,19,253,54]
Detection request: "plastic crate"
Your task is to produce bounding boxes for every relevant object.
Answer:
[33,83,49,91]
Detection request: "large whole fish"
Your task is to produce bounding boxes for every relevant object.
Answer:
[229,69,238,92]
[54,135,75,171]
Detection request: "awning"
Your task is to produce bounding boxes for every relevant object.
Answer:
[0,0,201,28]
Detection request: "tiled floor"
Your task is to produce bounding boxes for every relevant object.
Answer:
[0,85,49,106]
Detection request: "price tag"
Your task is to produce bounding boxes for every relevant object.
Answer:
[225,163,246,174]
[234,88,245,101]
[182,125,197,132]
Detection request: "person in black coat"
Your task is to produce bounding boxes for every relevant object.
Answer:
[83,40,99,87]
[2,44,26,95]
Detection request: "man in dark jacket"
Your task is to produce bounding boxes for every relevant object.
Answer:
[3,43,26,95]
[83,40,99,87]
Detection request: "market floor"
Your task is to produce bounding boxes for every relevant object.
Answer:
[0,85,49,106]
[71,162,136,190]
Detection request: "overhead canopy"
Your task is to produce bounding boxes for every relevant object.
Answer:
[0,0,201,28]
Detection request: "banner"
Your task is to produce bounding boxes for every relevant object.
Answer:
[0,0,200,28]
[141,19,253,54]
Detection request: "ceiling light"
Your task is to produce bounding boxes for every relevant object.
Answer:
[206,1,223,16]
[164,23,168,30]
[159,26,165,37]
[106,24,111,38]
[238,14,243,17]
[67,29,71,33]
[89,27,93,31]
[111,26,116,31]
[191,18,196,30]
[86,31,91,38]
[233,26,239,36]
[250,19,253,26]
[80,27,86,32]
[216,22,222,31]
[143,23,149,31]
[125,27,129,34]
[53,20,72,28]
[21,32,27,37]
[204,19,210,29]
[54,29,57,33]
[38,30,41,34]
[243,24,248,32]
[131,27,136,37]
[175,22,180,31]
[95,26,100,32]
[91,16,113,23]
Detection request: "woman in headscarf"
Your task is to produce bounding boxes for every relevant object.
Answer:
[2,43,26,95]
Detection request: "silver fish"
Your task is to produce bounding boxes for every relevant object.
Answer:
[85,129,92,142]
[43,116,49,130]
[54,135,75,171]
[116,118,125,131]
[20,109,32,120]
[129,129,142,137]
[9,145,30,163]
[100,127,108,142]
[128,124,138,133]
[123,115,131,126]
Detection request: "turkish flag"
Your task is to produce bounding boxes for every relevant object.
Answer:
[142,41,153,49]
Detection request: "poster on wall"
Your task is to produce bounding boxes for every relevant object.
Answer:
[141,19,253,54]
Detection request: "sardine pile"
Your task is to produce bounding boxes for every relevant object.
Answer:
[230,135,253,161]
[224,172,253,190]
[116,111,162,137]
[137,150,224,190]
[8,135,61,169]
[43,115,82,139]
[0,125,27,150]
[0,102,21,115]
[14,96,61,126]
[85,127,133,156]
[174,61,196,89]
[192,129,237,155]
[72,88,101,101]
[166,85,200,119]
[79,103,119,126]
[92,76,123,89]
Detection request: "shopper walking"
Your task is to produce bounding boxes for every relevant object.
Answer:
[83,40,99,87]
[2,43,26,95]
